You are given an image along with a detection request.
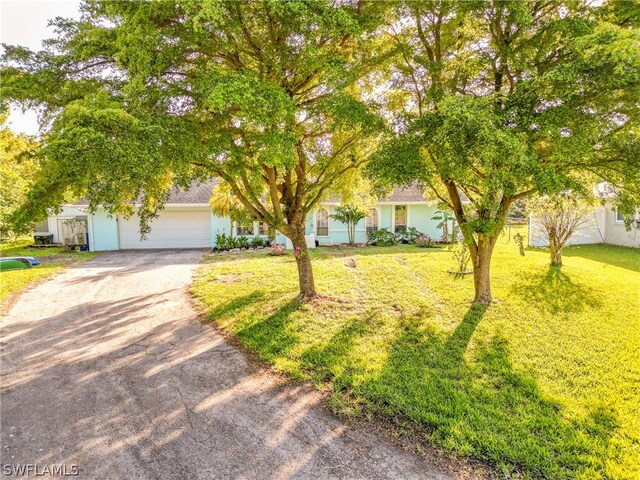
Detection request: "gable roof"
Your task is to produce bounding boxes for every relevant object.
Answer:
[74,179,220,206]
[75,179,448,207]
[165,179,219,204]
[379,184,430,203]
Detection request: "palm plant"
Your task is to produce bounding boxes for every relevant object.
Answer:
[330,205,368,245]
[432,206,456,243]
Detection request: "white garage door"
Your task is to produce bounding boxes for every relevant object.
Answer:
[118,210,212,249]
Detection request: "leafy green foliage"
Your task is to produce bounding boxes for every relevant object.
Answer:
[368,0,640,303]
[431,205,455,243]
[395,226,424,244]
[366,227,397,246]
[1,0,390,297]
[366,226,427,246]
[250,236,269,249]
[214,232,267,251]
[449,243,472,274]
[0,110,39,238]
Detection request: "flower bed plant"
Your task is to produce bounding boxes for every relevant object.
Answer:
[214,233,270,251]
[415,235,438,248]
[268,244,286,256]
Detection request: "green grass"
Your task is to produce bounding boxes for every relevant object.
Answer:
[191,234,640,479]
[1,238,98,308]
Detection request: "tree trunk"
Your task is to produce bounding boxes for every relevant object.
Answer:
[549,236,563,267]
[290,228,317,301]
[550,245,563,266]
[471,235,497,305]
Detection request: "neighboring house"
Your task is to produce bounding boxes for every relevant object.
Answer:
[41,181,448,251]
[529,199,640,249]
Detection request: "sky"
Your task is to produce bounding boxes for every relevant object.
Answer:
[1,0,82,135]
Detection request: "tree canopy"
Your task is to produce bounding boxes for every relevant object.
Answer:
[0,108,39,238]
[1,0,389,299]
[2,0,638,304]
[368,0,640,303]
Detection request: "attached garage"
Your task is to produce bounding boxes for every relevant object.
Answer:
[118,209,212,249]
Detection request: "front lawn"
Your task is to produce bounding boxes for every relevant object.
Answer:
[191,237,640,479]
[1,239,98,309]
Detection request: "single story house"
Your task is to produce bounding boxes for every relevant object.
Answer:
[529,200,640,249]
[39,181,449,251]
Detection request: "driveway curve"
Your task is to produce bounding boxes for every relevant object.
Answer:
[1,250,450,479]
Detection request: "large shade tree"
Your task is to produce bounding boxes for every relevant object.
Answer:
[1,0,386,300]
[369,0,640,304]
[0,107,39,238]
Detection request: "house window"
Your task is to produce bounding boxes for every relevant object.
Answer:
[34,220,49,233]
[316,208,329,236]
[366,208,378,235]
[616,210,625,223]
[258,222,269,235]
[394,205,407,233]
[236,220,254,236]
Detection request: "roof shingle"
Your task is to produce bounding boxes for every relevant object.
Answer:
[75,179,439,207]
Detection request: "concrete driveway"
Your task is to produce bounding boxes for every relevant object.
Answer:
[1,250,450,479]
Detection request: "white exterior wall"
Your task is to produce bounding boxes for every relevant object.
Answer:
[528,208,603,248]
[529,202,640,248]
[602,204,640,248]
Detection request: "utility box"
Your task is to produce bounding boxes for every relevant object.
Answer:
[34,233,54,245]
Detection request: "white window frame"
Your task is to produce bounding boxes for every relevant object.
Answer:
[234,220,254,236]
[258,221,269,236]
[615,210,625,223]
[366,207,379,234]
[393,205,408,233]
[316,208,330,237]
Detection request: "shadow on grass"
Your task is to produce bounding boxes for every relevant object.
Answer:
[299,318,369,388]
[235,300,303,361]
[201,291,618,478]
[359,305,616,478]
[562,244,640,273]
[312,245,449,260]
[205,291,266,320]
[201,245,449,267]
[510,266,602,314]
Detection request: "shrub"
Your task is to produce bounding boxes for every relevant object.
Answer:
[251,236,268,248]
[215,233,254,250]
[268,244,286,256]
[215,232,233,250]
[415,235,437,248]
[235,236,250,249]
[407,227,424,244]
[367,227,397,246]
[449,243,472,274]
[394,227,424,244]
